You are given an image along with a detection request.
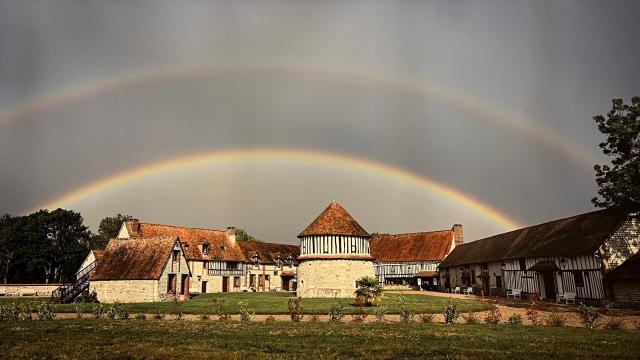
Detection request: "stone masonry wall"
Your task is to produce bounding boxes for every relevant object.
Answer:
[296,259,375,298]
[612,281,640,307]
[90,280,158,303]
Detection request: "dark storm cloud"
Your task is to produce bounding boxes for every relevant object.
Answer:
[0,0,639,241]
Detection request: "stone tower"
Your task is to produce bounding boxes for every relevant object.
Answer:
[296,201,375,298]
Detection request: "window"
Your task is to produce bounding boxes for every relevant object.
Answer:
[202,243,209,255]
[234,277,241,288]
[573,271,584,287]
[203,261,208,270]
[249,274,256,287]
[519,258,526,271]
[172,250,179,262]
[471,270,476,284]
[226,261,238,270]
[495,275,502,288]
[167,274,176,294]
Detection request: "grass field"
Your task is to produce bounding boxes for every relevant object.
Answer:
[0,292,490,315]
[1,319,639,359]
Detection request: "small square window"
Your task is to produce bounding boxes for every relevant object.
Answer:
[202,244,209,255]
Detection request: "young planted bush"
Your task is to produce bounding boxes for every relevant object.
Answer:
[74,303,86,318]
[153,311,165,320]
[308,315,320,322]
[419,313,436,323]
[545,312,567,327]
[328,301,345,322]
[484,307,502,325]
[265,315,277,322]
[507,314,523,325]
[0,304,19,321]
[172,299,184,320]
[602,317,625,331]
[577,303,602,329]
[350,305,368,323]
[214,298,230,321]
[199,313,210,320]
[441,298,459,324]
[287,297,304,322]
[106,302,128,320]
[74,291,99,304]
[373,305,387,323]
[526,308,542,326]
[238,299,252,323]
[17,303,33,321]
[135,312,147,320]
[397,295,414,324]
[462,312,479,325]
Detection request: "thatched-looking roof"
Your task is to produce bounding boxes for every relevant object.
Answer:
[371,230,453,262]
[440,208,630,268]
[298,201,369,237]
[90,236,179,281]
[607,252,640,280]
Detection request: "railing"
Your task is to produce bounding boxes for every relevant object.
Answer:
[51,261,97,303]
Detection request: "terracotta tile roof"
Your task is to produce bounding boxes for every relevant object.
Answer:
[280,270,295,277]
[370,231,453,262]
[416,270,436,277]
[238,240,300,265]
[90,236,179,281]
[440,208,631,268]
[298,201,369,237]
[126,222,246,262]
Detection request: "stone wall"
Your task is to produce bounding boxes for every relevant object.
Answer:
[296,259,375,298]
[90,280,158,303]
[0,284,61,297]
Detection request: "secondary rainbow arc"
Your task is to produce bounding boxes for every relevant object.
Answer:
[29,148,522,231]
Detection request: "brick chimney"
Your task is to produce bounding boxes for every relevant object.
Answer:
[129,219,140,236]
[226,226,236,246]
[452,224,463,247]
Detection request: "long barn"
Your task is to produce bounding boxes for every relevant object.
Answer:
[439,208,639,303]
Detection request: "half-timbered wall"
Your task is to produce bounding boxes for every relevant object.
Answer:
[502,255,605,299]
[300,235,370,256]
[375,261,439,283]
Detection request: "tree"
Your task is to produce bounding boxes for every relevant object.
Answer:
[91,214,132,249]
[236,228,262,242]
[592,96,640,211]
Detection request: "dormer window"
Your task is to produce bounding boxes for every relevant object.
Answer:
[202,243,209,255]
[219,244,227,251]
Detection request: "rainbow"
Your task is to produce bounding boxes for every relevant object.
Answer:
[0,62,598,166]
[30,148,522,230]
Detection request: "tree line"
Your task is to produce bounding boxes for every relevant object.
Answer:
[0,211,130,284]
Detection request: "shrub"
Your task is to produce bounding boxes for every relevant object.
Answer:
[238,299,252,323]
[172,299,184,320]
[350,306,368,323]
[287,297,304,322]
[577,303,602,329]
[35,301,55,321]
[214,298,230,321]
[106,302,128,320]
[397,295,414,324]
[92,304,105,319]
[265,315,277,322]
[328,301,345,322]
[602,317,625,331]
[545,312,567,327]
[373,305,387,323]
[419,313,436,323]
[462,312,479,325]
[153,311,165,320]
[135,312,146,320]
[484,307,502,325]
[199,313,210,320]
[507,314,523,325]
[308,315,320,322]
[354,276,383,306]
[74,303,86,318]
[526,308,542,326]
[1,303,20,321]
[17,303,33,321]
[441,298,459,324]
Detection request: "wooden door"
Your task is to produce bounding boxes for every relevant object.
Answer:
[181,274,189,295]
[201,281,207,293]
[222,276,229,292]
[543,271,556,299]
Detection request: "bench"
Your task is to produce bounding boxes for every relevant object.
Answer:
[452,287,461,294]
[557,292,576,304]
[20,288,36,296]
[462,287,473,295]
[506,289,522,299]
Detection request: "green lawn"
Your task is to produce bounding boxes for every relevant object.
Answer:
[1,319,638,359]
[0,292,490,315]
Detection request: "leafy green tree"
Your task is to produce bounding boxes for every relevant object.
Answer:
[236,228,262,242]
[592,97,640,211]
[91,214,132,249]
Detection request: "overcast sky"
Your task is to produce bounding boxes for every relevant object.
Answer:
[1,1,639,244]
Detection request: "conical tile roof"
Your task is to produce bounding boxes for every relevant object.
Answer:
[298,201,369,237]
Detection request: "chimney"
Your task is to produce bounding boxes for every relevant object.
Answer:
[452,224,463,247]
[130,219,140,236]
[226,226,236,246]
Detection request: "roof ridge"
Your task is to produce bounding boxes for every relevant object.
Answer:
[374,229,452,236]
[139,222,228,233]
